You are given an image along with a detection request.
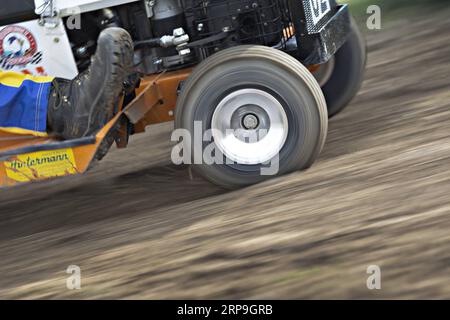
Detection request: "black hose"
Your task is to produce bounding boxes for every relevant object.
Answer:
[134,38,162,48]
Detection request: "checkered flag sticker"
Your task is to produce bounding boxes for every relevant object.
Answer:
[31,51,43,64]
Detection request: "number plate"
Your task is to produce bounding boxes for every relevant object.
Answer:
[309,0,332,25]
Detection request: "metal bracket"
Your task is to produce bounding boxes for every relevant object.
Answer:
[144,0,156,18]
[35,0,60,28]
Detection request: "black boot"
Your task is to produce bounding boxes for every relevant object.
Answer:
[47,28,133,139]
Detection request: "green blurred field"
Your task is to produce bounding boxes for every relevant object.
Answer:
[341,0,448,19]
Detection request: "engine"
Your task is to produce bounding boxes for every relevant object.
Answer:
[183,0,290,54]
[68,0,294,75]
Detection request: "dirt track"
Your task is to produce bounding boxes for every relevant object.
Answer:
[1,6,450,299]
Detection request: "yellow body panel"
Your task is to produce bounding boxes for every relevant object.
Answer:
[0,72,54,88]
[4,148,77,182]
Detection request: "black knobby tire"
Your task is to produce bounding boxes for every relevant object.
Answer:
[320,17,367,117]
[175,45,328,189]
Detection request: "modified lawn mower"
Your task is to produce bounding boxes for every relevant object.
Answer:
[0,0,366,189]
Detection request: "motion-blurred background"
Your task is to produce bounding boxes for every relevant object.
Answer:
[1,0,449,299]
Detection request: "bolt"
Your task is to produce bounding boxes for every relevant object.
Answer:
[242,114,259,130]
[173,28,185,37]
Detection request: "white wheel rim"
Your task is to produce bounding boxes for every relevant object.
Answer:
[211,88,289,165]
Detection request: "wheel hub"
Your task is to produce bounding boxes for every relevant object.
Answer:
[211,88,289,165]
[242,113,259,130]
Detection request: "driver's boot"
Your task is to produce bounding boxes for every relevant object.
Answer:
[47,28,133,139]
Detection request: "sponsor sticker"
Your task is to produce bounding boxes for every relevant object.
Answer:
[0,25,42,68]
[4,148,78,182]
[0,20,78,79]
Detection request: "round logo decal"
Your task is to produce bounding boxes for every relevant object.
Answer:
[0,25,38,66]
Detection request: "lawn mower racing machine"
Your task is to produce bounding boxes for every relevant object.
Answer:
[0,0,366,189]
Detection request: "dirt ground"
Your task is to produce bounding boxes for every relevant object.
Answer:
[1,5,450,299]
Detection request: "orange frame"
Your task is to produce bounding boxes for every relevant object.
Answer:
[0,68,193,188]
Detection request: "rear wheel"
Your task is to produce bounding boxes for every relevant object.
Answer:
[175,45,328,189]
[313,17,367,117]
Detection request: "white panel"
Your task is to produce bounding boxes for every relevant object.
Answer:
[0,19,78,79]
[56,0,141,16]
